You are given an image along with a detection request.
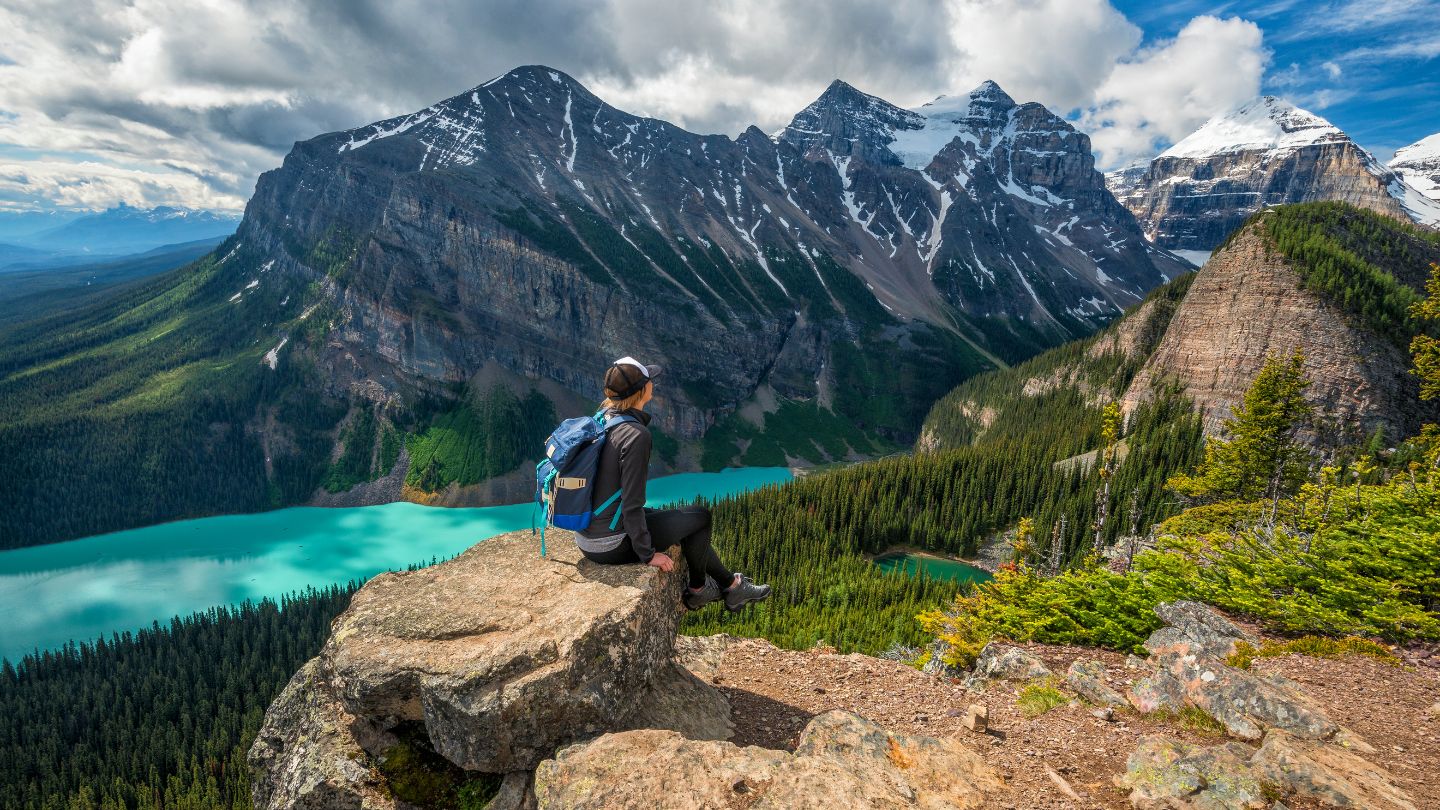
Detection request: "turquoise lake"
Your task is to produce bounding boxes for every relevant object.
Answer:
[0,467,792,663]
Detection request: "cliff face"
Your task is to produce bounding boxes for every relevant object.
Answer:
[1110,143,1410,253]
[1121,221,1436,445]
[1108,97,1440,255]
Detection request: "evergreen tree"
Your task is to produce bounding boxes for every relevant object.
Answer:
[1169,349,1314,503]
[1411,262,1440,401]
[1093,401,1122,548]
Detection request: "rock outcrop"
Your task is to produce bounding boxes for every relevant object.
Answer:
[1116,601,1418,809]
[533,710,1008,809]
[1128,601,1338,741]
[248,530,731,808]
[1120,729,1418,810]
[1119,736,1268,809]
[1122,221,1437,444]
[962,642,1052,691]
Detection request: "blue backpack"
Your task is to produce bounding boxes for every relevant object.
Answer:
[533,408,638,555]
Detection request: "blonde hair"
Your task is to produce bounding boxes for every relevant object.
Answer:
[600,381,651,411]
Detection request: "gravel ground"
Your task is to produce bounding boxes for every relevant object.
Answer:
[700,635,1437,809]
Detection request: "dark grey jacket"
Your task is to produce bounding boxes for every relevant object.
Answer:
[577,407,656,560]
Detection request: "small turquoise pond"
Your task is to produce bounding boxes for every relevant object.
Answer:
[873,552,992,585]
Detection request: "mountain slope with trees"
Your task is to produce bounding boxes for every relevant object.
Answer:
[1,65,1187,548]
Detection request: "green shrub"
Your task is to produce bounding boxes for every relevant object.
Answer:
[1226,636,1398,669]
[1016,679,1068,717]
[919,562,1169,666]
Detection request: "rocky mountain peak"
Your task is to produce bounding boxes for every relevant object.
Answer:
[960,78,1017,116]
[1159,95,1347,160]
[478,64,591,97]
[779,79,922,164]
[1122,208,1440,443]
[1392,131,1440,167]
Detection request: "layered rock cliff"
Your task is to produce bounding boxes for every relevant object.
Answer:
[1121,209,1440,445]
[923,202,1440,456]
[1108,97,1440,255]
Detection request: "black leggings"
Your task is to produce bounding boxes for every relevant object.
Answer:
[583,505,734,589]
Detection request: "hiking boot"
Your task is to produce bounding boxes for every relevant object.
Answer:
[683,576,724,611]
[724,574,771,612]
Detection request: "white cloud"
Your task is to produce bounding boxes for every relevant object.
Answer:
[1080,16,1269,168]
[0,0,1276,208]
[940,0,1141,112]
[0,159,245,211]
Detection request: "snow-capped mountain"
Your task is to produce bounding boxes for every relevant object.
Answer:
[1390,133,1440,204]
[228,65,1183,450]
[26,203,241,254]
[1157,97,1348,159]
[777,79,1185,336]
[1108,97,1440,255]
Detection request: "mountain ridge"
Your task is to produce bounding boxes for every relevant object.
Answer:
[1108,96,1440,253]
[922,202,1440,459]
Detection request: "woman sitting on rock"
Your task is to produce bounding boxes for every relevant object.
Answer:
[576,356,772,612]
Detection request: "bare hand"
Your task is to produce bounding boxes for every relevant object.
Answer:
[647,552,675,572]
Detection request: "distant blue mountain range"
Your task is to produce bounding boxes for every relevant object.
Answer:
[0,204,240,271]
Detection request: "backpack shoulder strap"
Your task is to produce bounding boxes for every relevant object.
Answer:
[602,412,639,430]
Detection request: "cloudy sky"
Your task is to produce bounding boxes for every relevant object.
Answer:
[1,0,1436,212]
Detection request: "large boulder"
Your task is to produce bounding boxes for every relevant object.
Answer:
[963,642,1052,691]
[322,530,694,771]
[533,710,1008,808]
[250,530,733,806]
[1144,600,1256,660]
[1117,735,1267,810]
